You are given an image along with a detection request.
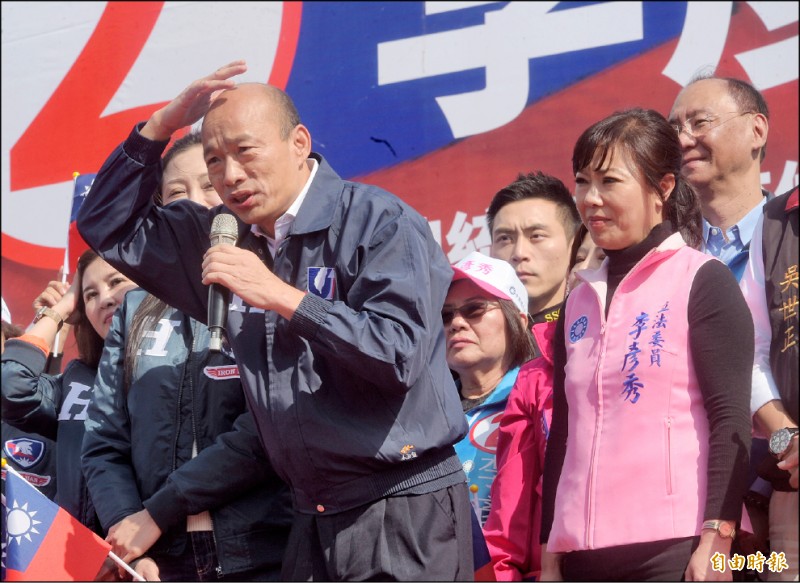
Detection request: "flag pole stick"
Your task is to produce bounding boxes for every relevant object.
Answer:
[52,172,79,359]
[51,247,69,359]
[108,551,147,582]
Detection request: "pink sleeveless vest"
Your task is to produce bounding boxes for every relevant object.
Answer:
[549,233,714,552]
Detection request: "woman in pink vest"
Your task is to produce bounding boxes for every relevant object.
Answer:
[540,108,753,581]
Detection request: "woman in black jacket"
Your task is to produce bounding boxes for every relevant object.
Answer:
[2,249,137,534]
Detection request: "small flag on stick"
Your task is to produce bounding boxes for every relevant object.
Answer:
[67,173,95,276]
[52,173,95,358]
[470,501,496,581]
[1,458,111,581]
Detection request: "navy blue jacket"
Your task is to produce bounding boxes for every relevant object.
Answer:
[77,124,467,514]
[81,289,291,575]
[2,346,100,531]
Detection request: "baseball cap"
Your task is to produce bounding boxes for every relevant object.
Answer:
[1,297,10,324]
[451,252,528,314]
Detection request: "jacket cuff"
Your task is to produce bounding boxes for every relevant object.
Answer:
[123,122,171,167]
[1,338,49,372]
[289,293,330,340]
[751,364,780,422]
[143,480,190,532]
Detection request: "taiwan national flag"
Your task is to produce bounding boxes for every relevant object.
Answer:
[471,504,496,581]
[2,462,110,581]
[67,173,95,276]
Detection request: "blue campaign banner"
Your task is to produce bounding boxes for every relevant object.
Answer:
[288,1,689,179]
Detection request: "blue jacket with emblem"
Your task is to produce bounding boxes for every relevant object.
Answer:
[81,289,292,576]
[2,346,100,531]
[77,124,468,515]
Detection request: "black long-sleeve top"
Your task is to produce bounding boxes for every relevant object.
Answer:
[541,223,753,545]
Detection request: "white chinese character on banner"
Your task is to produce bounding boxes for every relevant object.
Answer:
[378,1,643,138]
[662,1,798,90]
[439,211,492,262]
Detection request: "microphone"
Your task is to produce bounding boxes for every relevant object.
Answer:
[208,214,238,352]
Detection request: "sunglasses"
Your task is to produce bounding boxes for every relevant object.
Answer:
[442,299,501,326]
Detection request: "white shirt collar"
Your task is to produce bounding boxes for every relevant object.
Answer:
[251,158,319,257]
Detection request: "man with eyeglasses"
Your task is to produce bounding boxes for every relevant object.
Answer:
[669,75,771,281]
[670,75,775,577]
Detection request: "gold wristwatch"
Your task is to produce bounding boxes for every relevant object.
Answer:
[33,306,64,331]
[702,519,736,539]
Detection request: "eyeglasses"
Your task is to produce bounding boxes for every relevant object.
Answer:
[670,111,755,139]
[442,299,501,326]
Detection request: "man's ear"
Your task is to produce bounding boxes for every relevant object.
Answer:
[751,113,768,158]
[292,124,312,160]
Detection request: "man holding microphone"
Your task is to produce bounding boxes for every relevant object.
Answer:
[78,61,472,581]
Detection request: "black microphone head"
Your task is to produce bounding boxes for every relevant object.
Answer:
[210,214,238,246]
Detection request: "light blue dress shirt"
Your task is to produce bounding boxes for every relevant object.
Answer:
[702,193,769,282]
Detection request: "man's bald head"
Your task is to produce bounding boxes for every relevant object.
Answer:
[205,83,301,140]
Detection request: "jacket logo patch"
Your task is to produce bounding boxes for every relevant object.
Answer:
[204,365,240,380]
[469,411,503,454]
[4,438,45,469]
[57,381,92,421]
[307,267,336,300]
[400,444,417,461]
[1,468,52,488]
[569,315,589,343]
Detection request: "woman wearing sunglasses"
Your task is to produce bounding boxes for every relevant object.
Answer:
[444,251,536,532]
